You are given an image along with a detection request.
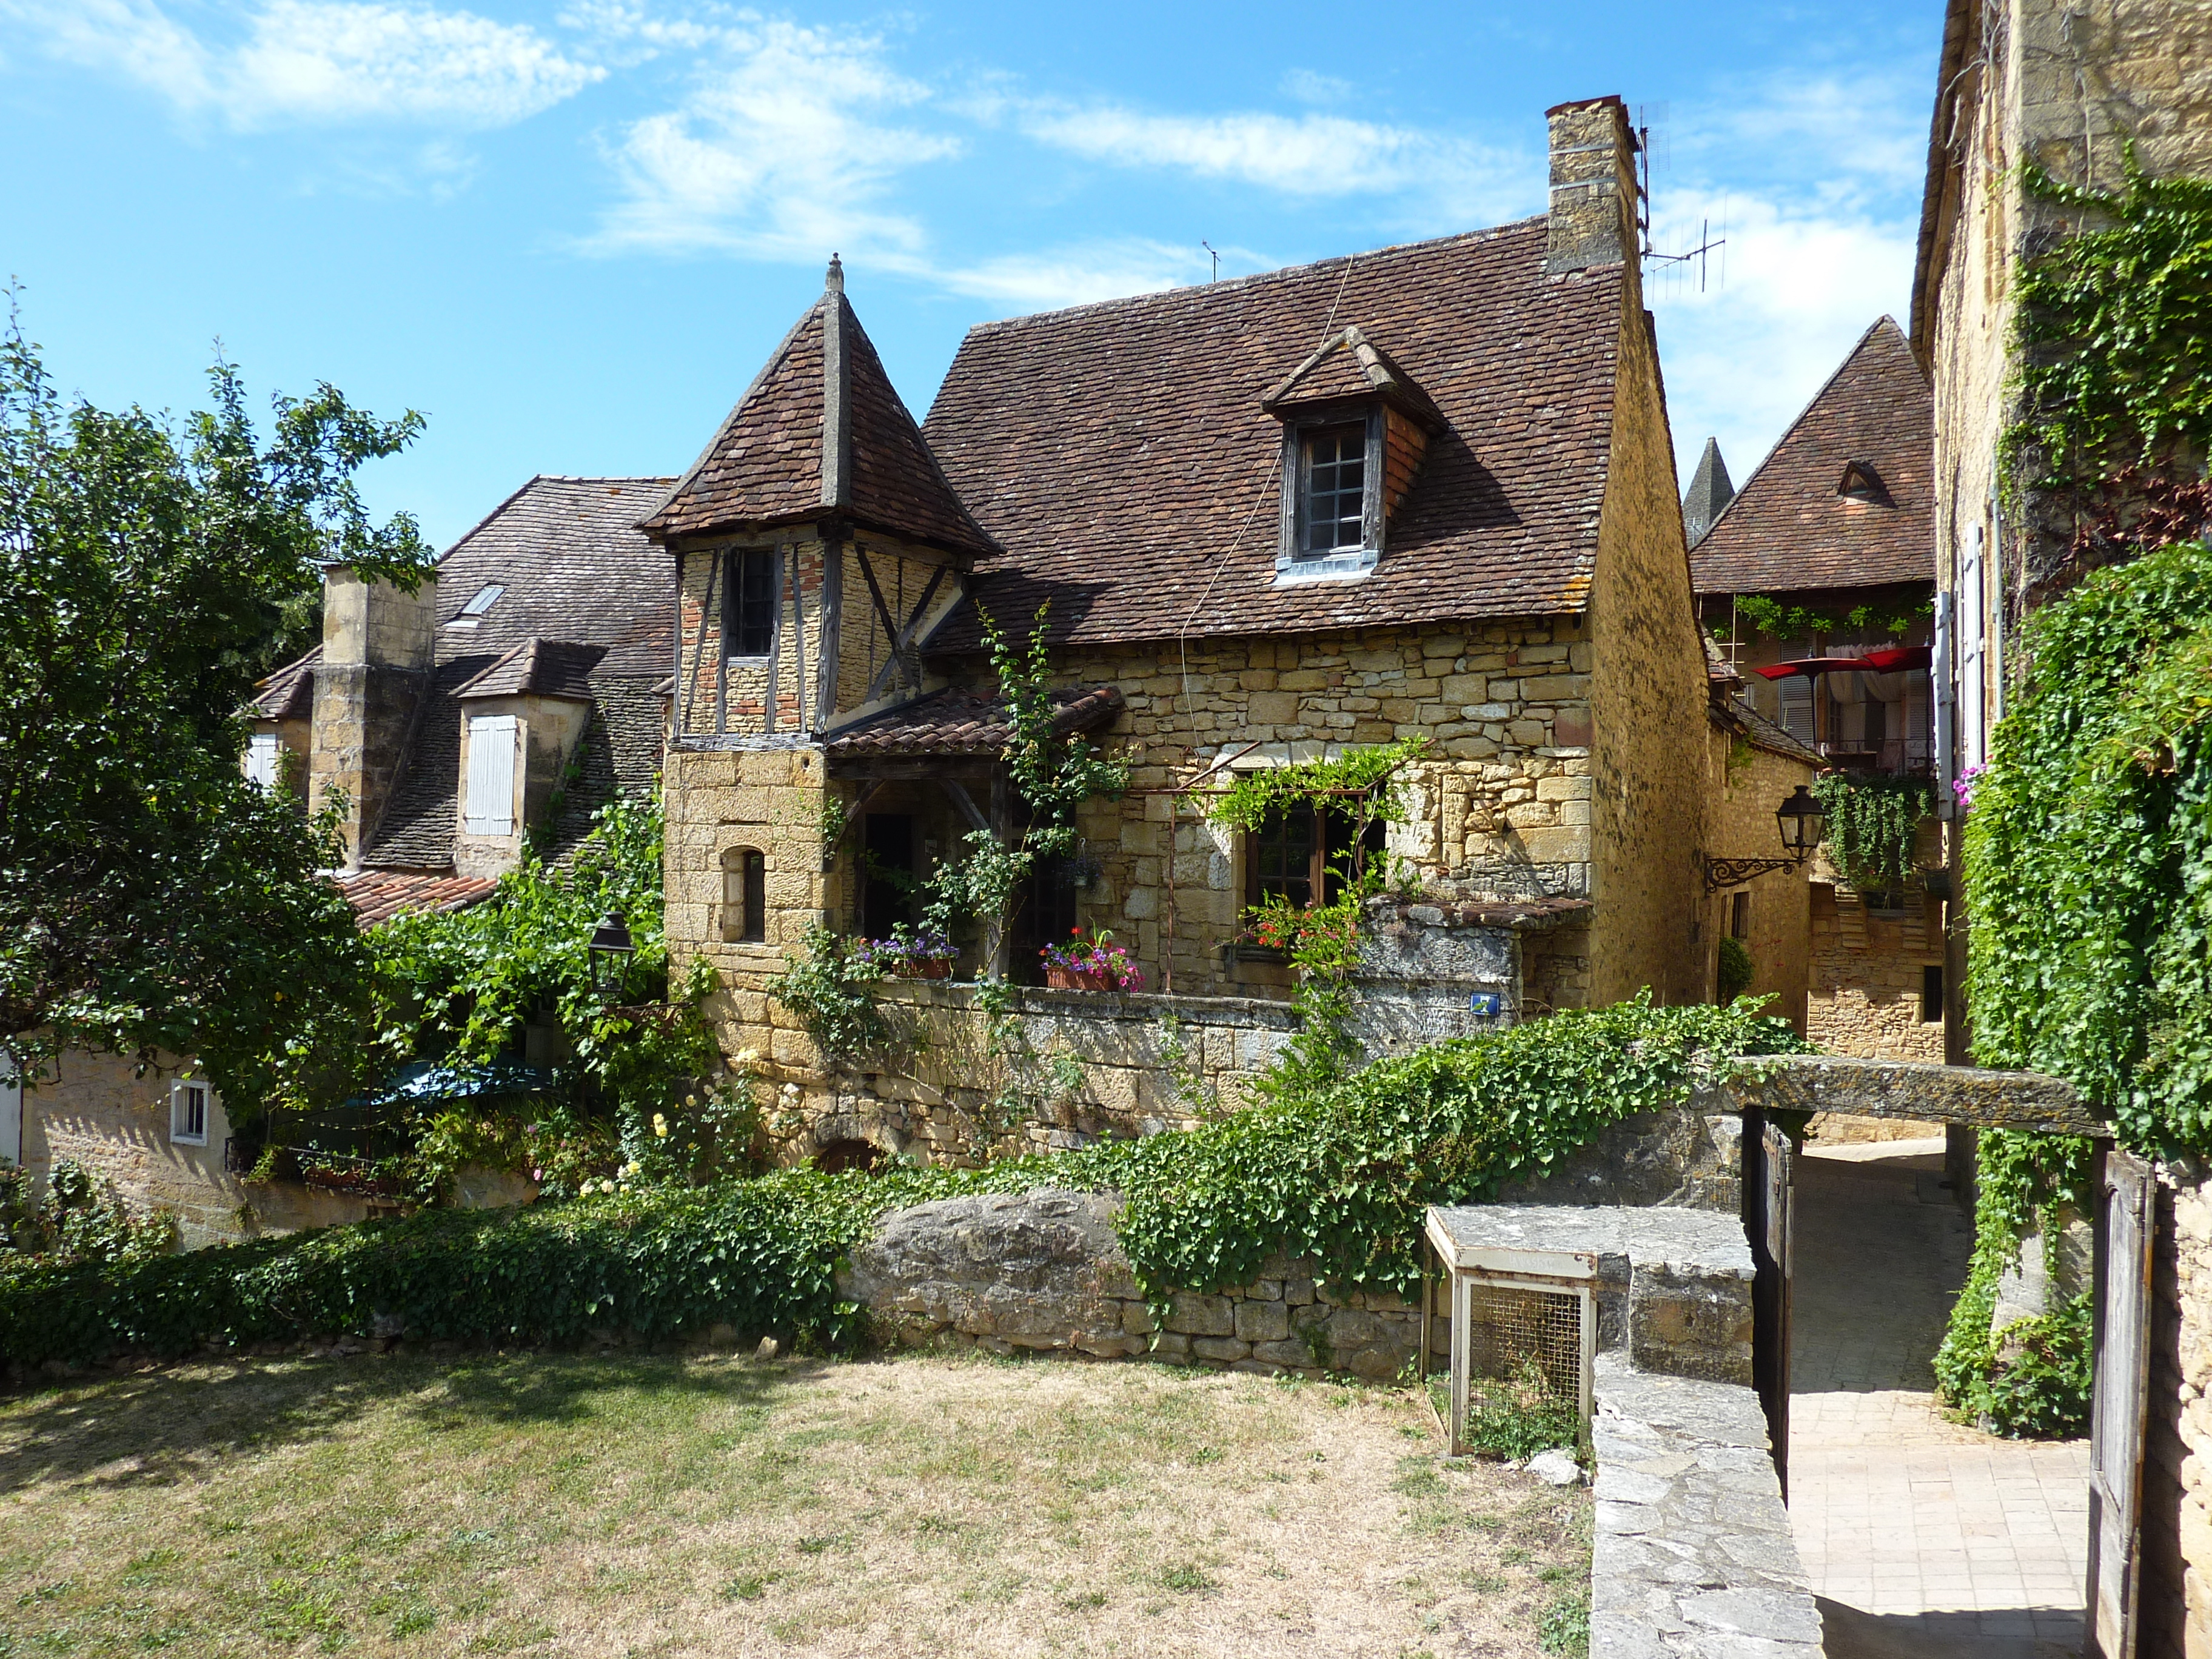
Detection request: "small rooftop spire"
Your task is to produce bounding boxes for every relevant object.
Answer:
[1681,436,1735,548]
[825,253,845,294]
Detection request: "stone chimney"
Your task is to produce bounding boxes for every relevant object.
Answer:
[1544,95,1639,275]
[309,566,437,868]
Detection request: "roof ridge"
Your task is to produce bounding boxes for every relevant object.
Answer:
[954,219,1547,341]
[1698,316,1901,544]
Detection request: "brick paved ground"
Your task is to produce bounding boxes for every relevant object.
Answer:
[1788,1139,2090,1659]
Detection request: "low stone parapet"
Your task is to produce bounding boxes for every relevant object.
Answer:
[1590,1355,1822,1658]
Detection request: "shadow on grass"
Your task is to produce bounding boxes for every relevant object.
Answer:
[0,1349,823,1495]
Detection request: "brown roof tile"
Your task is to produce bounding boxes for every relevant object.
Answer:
[645,268,994,558]
[333,869,497,928]
[920,221,1621,648]
[455,638,607,701]
[825,686,1124,762]
[1690,317,1934,596]
[249,646,320,720]
[1262,324,1444,429]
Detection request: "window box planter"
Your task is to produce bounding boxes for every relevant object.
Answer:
[1043,965,1119,991]
[890,957,955,980]
[1219,942,1292,967]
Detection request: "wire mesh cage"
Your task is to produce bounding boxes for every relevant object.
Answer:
[1463,1279,1586,1403]
[1421,1211,1598,1456]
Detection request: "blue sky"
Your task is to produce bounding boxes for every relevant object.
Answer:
[1,1,1940,551]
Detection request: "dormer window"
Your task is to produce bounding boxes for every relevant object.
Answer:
[1260,324,1443,588]
[1838,460,1887,503]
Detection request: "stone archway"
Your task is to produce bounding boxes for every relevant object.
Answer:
[813,1138,883,1174]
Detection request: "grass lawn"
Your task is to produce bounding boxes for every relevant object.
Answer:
[0,1349,1590,1657]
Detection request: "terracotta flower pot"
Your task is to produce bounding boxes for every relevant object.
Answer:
[894,957,954,980]
[1044,965,1113,991]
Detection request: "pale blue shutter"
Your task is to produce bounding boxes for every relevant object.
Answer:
[466,716,517,834]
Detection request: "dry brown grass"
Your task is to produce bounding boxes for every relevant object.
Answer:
[0,1347,1589,1657]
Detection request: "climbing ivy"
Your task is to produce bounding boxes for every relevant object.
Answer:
[1811,773,1933,891]
[1200,736,1427,836]
[2004,152,2212,503]
[1712,593,1932,645]
[0,996,1809,1370]
[1965,537,2212,1158]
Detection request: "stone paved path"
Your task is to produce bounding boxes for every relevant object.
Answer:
[1786,1140,2090,1659]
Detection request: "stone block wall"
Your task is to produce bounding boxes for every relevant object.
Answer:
[1805,883,1946,1063]
[841,1180,1755,1387]
[1704,726,1813,1031]
[1584,213,1712,1012]
[945,619,1600,1002]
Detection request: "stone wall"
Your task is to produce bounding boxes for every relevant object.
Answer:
[840,1168,1752,1386]
[2144,1156,2212,1659]
[1586,253,1712,1012]
[19,1048,373,1247]
[16,1047,533,1250]
[1703,722,1814,1030]
[1805,882,1946,1063]
[310,568,436,866]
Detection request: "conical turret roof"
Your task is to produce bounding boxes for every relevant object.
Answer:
[1681,437,1735,548]
[643,259,994,558]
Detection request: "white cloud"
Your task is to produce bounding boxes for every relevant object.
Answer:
[1650,192,1917,494]
[930,240,1207,311]
[1279,67,1351,107]
[590,18,956,263]
[1,0,600,129]
[1016,101,1524,215]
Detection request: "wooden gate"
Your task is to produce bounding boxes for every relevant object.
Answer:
[1743,1107,1795,1502]
[2086,1147,2154,1658]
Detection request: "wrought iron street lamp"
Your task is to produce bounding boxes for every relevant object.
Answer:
[588,910,635,996]
[1701,785,1828,892]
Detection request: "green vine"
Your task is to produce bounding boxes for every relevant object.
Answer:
[1712,594,1932,644]
[1811,773,1933,891]
[766,925,888,1062]
[2003,151,2212,503]
[1934,1129,2096,1437]
[0,996,1809,1370]
[1965,537,2212,1157]
[1199,737,1427,834]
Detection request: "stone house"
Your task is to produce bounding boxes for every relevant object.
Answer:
[8,477,677,1244]
[1911,0,2212,1649]
[651,96,1792,1164]
[1689,318,1944,1065]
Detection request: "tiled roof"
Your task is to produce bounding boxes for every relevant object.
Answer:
[360,475,675,872]
[333,869,497,928]
[921,221,1622,648]
[249,646,320,720]
[546,680,669,866]
[1690,318,1934,596]
[1680,438,1735,549]
[434,476,675,656]
[643,266,995,558]
[456,639,606,701]
[1261,325,1444,428]
[825,686,1124,762]
[1723,694,1821,766]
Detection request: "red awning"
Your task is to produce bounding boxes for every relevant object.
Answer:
[1754,657,1875,681]
[1860,645,1932,672]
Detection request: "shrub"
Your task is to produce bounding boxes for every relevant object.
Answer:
[0,995,1808,1372]
[1716,936,1754,1002]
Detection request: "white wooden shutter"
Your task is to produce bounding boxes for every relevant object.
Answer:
[0,1048,19,1168]
[1934,589,1956,811]
[245,733,280,791]
[1778,676,1814,746]
[465,716,517,835]
[1960,528,1988,771]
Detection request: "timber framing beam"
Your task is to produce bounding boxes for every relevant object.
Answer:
[1731,1054,2106,1138]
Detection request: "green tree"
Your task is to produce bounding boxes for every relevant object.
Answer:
[0,306,432,1110]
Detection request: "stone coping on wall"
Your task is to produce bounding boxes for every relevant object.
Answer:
[1590,1353,1822,1658]
[1741,1053,2106,1136]
[872,977,1302,1031]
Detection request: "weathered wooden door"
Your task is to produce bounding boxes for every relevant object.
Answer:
[1744,1108,1795,1502]
[2086,1147,2154,1659]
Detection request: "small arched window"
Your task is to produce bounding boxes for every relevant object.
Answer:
[721,846,767,943]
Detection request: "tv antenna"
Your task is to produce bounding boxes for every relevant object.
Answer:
[1201,240,1221,283]
[1647,213,1728,292]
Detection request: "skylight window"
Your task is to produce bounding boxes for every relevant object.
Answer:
[461,585,505,617]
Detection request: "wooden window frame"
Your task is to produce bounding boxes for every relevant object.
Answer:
[721,846,768,944]
[723,548,780,660]
[1243,800,1388,910]
[1276,404,1386,578]
[169,1079,211,1147]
